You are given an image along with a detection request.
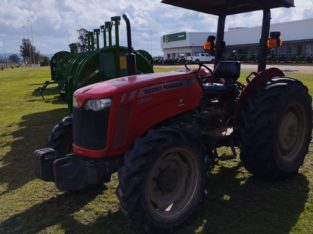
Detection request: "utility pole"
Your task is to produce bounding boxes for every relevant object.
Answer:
[31,22,34,64]
[28,19,35,65]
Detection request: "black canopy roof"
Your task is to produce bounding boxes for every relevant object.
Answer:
[161,0,294,15]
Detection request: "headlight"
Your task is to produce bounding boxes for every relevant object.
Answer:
[84,98,111,111]
[73,97,79,108]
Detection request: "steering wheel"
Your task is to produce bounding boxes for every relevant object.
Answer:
[197,62,214,76]
[184,61,193,71]
[195,62,214,85]
[184,61,214,75]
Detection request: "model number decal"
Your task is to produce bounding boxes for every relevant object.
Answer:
[139,78,196,97]
[142,85,163,95]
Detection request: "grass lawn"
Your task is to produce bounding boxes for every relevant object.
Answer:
[0,66,313,233]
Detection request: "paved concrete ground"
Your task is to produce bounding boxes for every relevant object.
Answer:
[241,64,313,73]
[156,64,313,74]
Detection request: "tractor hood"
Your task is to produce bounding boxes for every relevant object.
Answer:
[162,0,294,15]
[74,71,195,104]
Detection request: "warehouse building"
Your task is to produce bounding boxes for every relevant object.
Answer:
[161,18,313,60]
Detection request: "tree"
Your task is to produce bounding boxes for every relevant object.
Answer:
[34,51,41,64]
[20,38,36,64]
[8,54,20,64]
[36,53,50,66]
[40,56,50,66]
[77,28,90,52]
[19,38,49,65]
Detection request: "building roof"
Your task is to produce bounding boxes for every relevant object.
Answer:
[226,17,313,45]
[161,0,294,16]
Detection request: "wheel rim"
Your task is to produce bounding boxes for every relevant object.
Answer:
[144,147,199,222]
[278,103,307,160]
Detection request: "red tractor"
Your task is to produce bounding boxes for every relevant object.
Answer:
[34,0,312,231]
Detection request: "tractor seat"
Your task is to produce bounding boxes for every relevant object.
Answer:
[213,61,241,83]
[203,61,240,94]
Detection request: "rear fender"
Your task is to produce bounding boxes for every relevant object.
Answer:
[236,67,284,117]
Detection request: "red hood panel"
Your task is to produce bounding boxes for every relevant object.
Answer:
[74,71,195,104]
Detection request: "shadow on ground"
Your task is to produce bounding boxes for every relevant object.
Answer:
[30,86,67,105]
[0,108,68,195]
[178,164,309,234]
[0,159,309,233]
[0,187,116,233]
[0,108,309,233]
[32,88,60,97]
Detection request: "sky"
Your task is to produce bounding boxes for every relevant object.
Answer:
[0,0,312,57]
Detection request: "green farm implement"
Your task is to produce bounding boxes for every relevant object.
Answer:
[36,15,153,110]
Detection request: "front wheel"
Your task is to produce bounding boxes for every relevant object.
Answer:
[47,116,73,156]
[117,127,207,231]
[47,116,110,191]
[238,78,312,180]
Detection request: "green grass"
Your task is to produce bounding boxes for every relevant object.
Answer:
[0,66,313,233]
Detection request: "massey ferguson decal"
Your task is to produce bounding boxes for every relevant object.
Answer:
[139,77,196,97]
[120,77,197,104]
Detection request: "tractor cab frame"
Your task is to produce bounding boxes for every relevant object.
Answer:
[162,0,294,71]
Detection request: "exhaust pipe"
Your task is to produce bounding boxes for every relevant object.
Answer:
[111,16,121,47]
[105,21,113,47]
[94,29,101,50]
[100,25,107,48]
[122,14,137,76]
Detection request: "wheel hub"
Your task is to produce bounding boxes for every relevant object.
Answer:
[279,111,299,151]
[145,149,199,219]
[155,165,178,193]
[277,103,307,161]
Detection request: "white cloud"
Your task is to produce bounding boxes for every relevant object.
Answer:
[0,2,34,28]
[0,0,312,56]
[31,0,62,30]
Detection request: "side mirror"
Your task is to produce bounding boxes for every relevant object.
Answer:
[267,31,282,49]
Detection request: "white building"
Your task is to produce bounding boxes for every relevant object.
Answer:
[161,18,313,60]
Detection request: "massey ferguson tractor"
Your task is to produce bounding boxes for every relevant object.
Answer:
[34,0,312,231]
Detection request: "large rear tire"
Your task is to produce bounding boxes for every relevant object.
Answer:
[47,116,73,156]
[117,127,207,231]
[238,78,312,180]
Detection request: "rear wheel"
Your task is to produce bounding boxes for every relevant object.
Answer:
[238,78,312,179]
[117,127,207,231]
[47,116,73,156]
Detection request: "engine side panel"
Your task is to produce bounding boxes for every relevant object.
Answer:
[73,72,203,158]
